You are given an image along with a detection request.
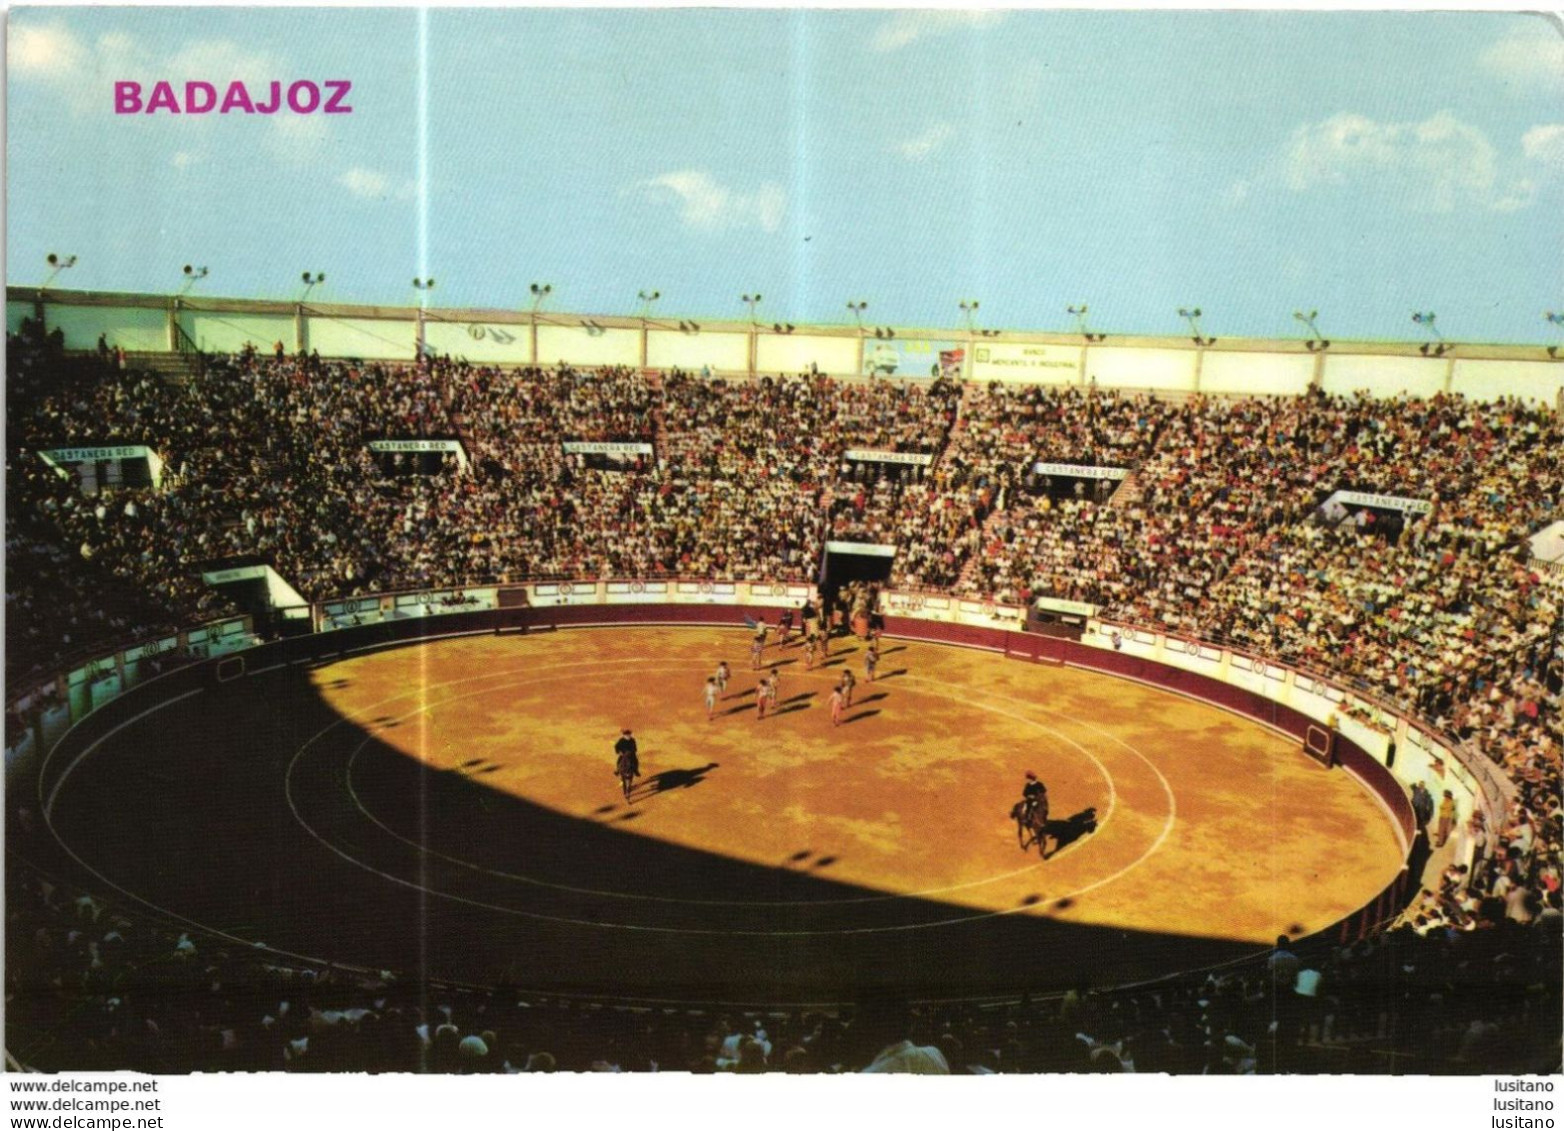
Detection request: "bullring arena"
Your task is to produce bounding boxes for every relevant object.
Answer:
[5,287,1561,1075]
[34,620,1407,1006]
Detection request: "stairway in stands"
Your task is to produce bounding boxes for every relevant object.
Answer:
[122,350,205,383]
[927,382,978,476]
[1107,468,1145,509]
[645,370,670,465]
[952,507,1009,593]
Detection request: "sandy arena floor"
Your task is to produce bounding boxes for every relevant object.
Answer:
[39,625,1408,1004]
[311,626,1405,945]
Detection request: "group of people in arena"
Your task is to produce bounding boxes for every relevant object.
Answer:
[5,330,1559,1072]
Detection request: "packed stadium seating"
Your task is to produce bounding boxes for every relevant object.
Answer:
[6,326,1560,1072]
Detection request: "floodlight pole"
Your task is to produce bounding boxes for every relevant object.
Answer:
[413,278,436,359]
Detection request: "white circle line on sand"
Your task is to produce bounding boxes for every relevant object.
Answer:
[907,676,1182,911]
[35,657,715,966]
[43,638,1169,943]
[280,648,1175,935]
[332,663,1108,907]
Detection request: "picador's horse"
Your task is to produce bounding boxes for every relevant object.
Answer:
[1010,798,1051,856]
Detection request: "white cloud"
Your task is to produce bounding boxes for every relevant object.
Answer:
[337,167,391,198]
[1281,110,1533,214]
[336,167,416,201]
[1479,24,1564,94]
[1522,123,1564,172]
[9,21,89,79]
[1489,179,1536,213]
[165,38,280,84]
[897,122,954,162]
[871,10,1006,53]
[641,171,786,233]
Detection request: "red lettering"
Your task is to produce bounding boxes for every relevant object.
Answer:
[219,82,255,114]
[145,80,180,114]
[254,81,281,115]
[114,81,142,114]
[184,81,216,114]
[286,80,320,113]
[323,80,353,114]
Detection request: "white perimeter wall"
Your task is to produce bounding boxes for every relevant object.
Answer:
[536,324,640,368]
[34,303,169,351]
[183,311,296,355]
[1085,346,1198,392]
[1199,351,1315,396]
[12,293,1563,407]
[647,329,749,372]
[422,319,534,364]
[755,333,859,376]
[305,316,417,360]
[1451,358,1564,405]
[1321,353,1448,399]
[8,301,37,336]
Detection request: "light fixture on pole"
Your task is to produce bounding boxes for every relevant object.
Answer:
[846,300,868,331]
[412,277,437,297]
[300,272,326,301]
[1178,307,1216,347]
[529,282,553,314]
[1293,309,1329,352]
[636,289,661,321]
[959,299,980,333]
[1544,311,1562,358]
[1411,311,1447,356]
[1067,303,1105,343]
[179,265,209,295]
[42,252,78,290]
[742,293,763,324]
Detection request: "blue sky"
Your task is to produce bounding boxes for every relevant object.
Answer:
[7,8,1562,344]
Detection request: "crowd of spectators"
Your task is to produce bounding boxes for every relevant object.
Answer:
[7,843,1556,1073]
[8,344,1557,804]
[6,336,1559,1073]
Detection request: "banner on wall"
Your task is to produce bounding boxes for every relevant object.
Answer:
[861,338,964,377]
[1031,462,1128,481]
[825,541,897,557]
[561,441,655,456]
[1035,596,1098,618]
[1320,489,1432,517]
[40,445,166,490]
[843,449,934,466]
[971,342,1081,381]
[368,438,470,471]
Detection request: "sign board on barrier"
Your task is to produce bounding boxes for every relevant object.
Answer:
[842,449,934,467]
[1320,489,1432,517]
[368,438,470,472]
[562,441,655,456]
[40,445,166,489]
[1031,462,1128,481]
[825,541,896,557]
[1034,596,1098,618]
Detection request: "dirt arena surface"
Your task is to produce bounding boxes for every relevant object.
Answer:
[43,626,1406,1005]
